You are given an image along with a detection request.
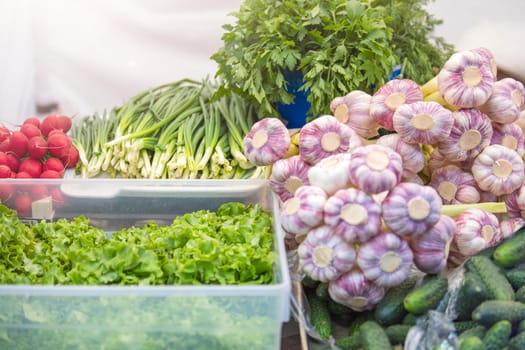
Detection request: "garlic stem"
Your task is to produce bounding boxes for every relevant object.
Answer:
[441,202,507,217]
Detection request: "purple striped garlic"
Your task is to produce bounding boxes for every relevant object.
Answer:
[297,225,356,283]
[437,49,495,108]
[436,108,493,162]
[410,215,455,274]
[479,78,525,124]
[369,79,423,131]
[328,269,385,312]
[356,232,414,288]
[348,144,403,194]
[427,147,459,174]
[299,115,360,165]
[393,101,454,145]
[307,152,353,195]
[243,117,290,166]
[471,47,497,78]
[280,185,328,236]
[503,184,525,219]
[324,188,382,244]
[376,133,425,180]
[429,165,480,204]
[269,155,311,202]
[472,144,525,196]
[382,182,442,238]
[449,208,502,265]
[330,91,380,139]
[491,122,525,157]
[500,217,525,239]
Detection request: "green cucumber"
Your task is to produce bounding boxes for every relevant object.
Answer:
[482,320,512,350]
[402,313,419,326]
[465,256,515,301]
[374,286,410,326]
[516,285,525,303]
[459,336,485,350]
[458,326,486,341]
[334,334,361,350]
[348,311,374,336]
[327,298,353,316]
[504,264,525,290]
[306,289,332,340]
[315,282,329,300]
[508,331,525,350]
[493,226,525,267]
[472,300,525,327]
[454,271,489,321]
[403,274,448,315]
[385,324,411,345]
[359,320,391,350]
[454,321,480,334]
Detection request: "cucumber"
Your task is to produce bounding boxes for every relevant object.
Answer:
[306,289,332,340]
[302,275,320,289]
[374,286,410,326]
[454,271,489,321]
[508,331,525,350]
[454,320,480,334]
[465,256,515,301]
[472,300,525,327]
[359,320,391,350]
[493,226,525,268]
[504,264,525,290]
[403,274,448,315]
[402,313,419,326]
[327,298,353,316]
[459,336,485,350]
[458,326,486,341]
[315,282,329,300]
[334,334,361,350]
[518,319,525,333]
[516,285,525,303]
[348,311,374,336]
[482,320,512,350]
[385,324,411,345]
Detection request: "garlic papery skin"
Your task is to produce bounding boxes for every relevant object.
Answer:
[243,117,291,166]
[376,133,425,179]
[491,122,525,157]
[331,91,380,139]
[324,188,382,244]
[429,165,480,204]
[297,225,356,283]
[280,185,328,236]
[410,215,455,274]
[382,182,442,238]
[449,208,502,265]
[393,101,454,145]
[299,115,358,165]
[370,79,423,131]
[437,50,495,108]
[427,147,460,174]
[348,144,403,194]
[500,217,525,239]
[471,47,497,78]
[328,269,386,312]
[436,108,493,162]
[479,78,525,124]
[307,152,353,196]
[269,155,311,202]
[503,183,525,219]
[472,144,525,196]
[356,232,414,288]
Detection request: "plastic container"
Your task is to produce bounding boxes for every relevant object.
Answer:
[0,179,291,350]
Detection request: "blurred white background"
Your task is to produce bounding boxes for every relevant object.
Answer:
[0,0,524,125]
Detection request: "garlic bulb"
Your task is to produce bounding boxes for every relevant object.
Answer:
[436,108,493,162]
[299,115,359,165]
[376,133,425,180]
[328,269,386,312]
[429,165,480,204]
[410,215,455,274]
[331,91,380,139]
[370,79,423,131]
[324,188,382,243]
[307,152,353,195]
[382,182,442,238]
[500,217,525,239]
[393,100,454,145]
[269,155,311,202]
[491,122,525,157]
[427,147,459,174]
[471,47,497,78]
[297,225,356,282]
[449,208,502,265]
[437,49,495,108]
[404,172,425,185]
[348,144,403,194]
[479,78,525,124]
[356,232,413,288]
[503,184,525,219]
[243,117,291,166]
[280,185,328,236]
[472,144,525,196]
